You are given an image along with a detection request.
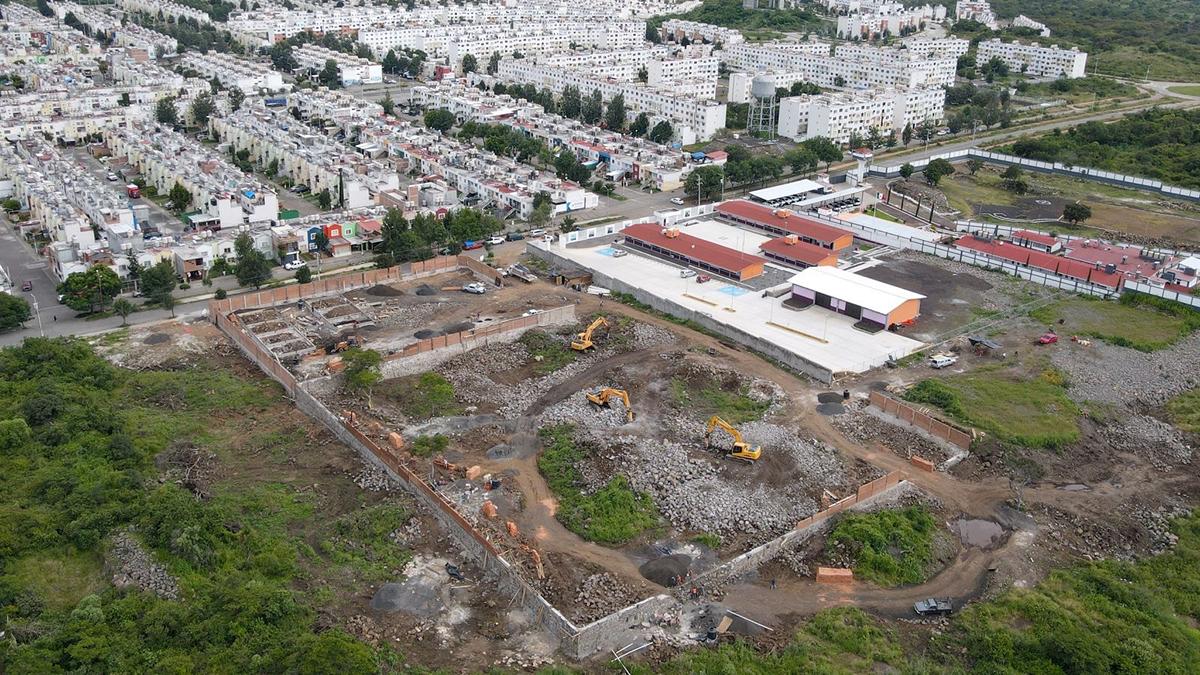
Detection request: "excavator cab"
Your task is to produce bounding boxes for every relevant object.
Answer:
[586,387,635,423]
[570,316,610,351]
[704,415,762,462]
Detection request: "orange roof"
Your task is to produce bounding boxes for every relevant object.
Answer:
[716,200,850,247]
[760,237,838,266]
[622,222,765,274]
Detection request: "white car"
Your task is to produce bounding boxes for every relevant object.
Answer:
[928,353,958,369]
[462,282,487,294]
[284,260,305,271]
[106,173,118,181]
[670,197,685,205]
[528,228,545,237]
[611,249,628,257]
[488,236,505,245]
[679,269,696,278]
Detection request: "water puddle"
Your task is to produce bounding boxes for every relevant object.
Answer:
[953,518,1006,549]
[1058,483,1091,492]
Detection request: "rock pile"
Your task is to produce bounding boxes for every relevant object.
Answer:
[571,573,643,624]
[538,388,630,430]
[1100,414,1192,469]
[1050,333,1200,407]
[1130,503,1192,555]
[631,322,677,350]
[108,531,180,600]
[830,400,951,463]
[351,463,401,492]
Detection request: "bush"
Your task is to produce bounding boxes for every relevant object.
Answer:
[409,433,449,457]
[827,506,936,587]
[518,329,576,374]
[376,372,459,420]
[214,289,227,299]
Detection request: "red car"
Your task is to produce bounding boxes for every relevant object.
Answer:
[1037,332,1059,345]
[696,274,712,283]
[21,280,32,291]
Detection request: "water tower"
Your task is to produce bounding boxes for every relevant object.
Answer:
[747,74,777,139]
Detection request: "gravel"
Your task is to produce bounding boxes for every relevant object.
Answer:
[1099,414,1192,469]
[107,531,180,600]
[830,399,951,464]
[1050,333,1200,408]
[630,323,678,350]
[538,388,631,430]
[571,572,643,624]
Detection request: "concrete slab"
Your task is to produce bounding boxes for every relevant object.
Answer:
[539,240,923,375]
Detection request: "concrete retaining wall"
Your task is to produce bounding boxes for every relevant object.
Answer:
[869,391,973,449]
[527,246,835,383]
[571,594,679,660]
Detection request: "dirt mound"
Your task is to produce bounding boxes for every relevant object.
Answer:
[443,321,474,333]
[415,284,438,296]
[639,554,691,586]
[143,333,170,345]
[816,392,843,403]
[366,284,405,297]
[414,329,441,339]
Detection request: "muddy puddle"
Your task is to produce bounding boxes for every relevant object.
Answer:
[952,518,1006,549]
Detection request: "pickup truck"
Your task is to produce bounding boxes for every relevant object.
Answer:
[914,598,953,616]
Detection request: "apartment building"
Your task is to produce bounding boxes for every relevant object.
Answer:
[660,19,745,46]
[977,39,1087,78]
[292,44,383,86]
[104,123,278,229]
[117,0,211,25]
[1012,15,1050,37]
[778,87,944,144]
[51,2,121,36]
[212,106,399,210]
[836,4,947,41]
[899,37,970,60]
[954,0,998,29]
[725,42,957,89]
[180,51,286,94]
[112,23,178,59]
[0,141,110,249]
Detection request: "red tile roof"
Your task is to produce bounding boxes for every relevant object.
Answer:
[622,222,765,274]
[760,237,838,266]
[1055,258,1093,281]
[715,200,850,247]
[955,235,1031,264]
[956,235,1126,289]
[1013,229,1059,247]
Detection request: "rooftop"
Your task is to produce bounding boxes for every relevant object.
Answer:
[789,265,925,315]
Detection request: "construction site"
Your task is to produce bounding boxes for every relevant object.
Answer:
[194,231,1200,668]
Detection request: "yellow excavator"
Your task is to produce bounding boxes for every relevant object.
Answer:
[586,387,635,423]
[570,316,609,351]
[704,415,762,462]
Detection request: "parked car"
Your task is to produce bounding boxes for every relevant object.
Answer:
[284,260,305,271]
[463,240,484,250]
[1037,332,1059,345]
[696,274,712,283]
[487,236,505,245]
[914,598,953,616]
[106,172,118,181]
[505,232,525,242]
[611,249,628,258]
[528,228,545,237]
[21,280,32,291]
[680,269,696,278]
[462,282,487,294]
[670,197,685,205]
[928,353,958,369]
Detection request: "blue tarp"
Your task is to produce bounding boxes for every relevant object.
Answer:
[691,151,706,160]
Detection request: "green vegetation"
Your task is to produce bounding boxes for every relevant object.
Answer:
[651,0,823,35]
[1166,389,1200,434]
[645,607,905,674]
[537,425,659,545]
[376,372,460,420]
[320,505,412,582]
[519,329,577,374]
[1168,85,1200,96]
[341,347,382,389]
[0,338,379,672]
[863,207,902,223]
[1016,76,1138,103]
[409,433,450,457]
[904,369,1080,448]
[1008,108,1200,188]
[1029,294,1200,352]
[670,377,769,424]
[827,506,936,587]
[691,533,722,550]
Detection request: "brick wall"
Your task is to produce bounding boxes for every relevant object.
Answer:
[868,391,973,449]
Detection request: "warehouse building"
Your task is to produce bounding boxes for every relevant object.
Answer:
[789,265,924,331]
[621,222,766,280]
[759,235,840,269]
[716,200,854,252]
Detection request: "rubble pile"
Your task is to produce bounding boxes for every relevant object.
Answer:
[631,322,678,350]
[538,389,630,429]
[1050,333,1200,407]
[739,420,847,488]
[1130,503,1192,555]
[830,400,951,463]
[107,531,181,600]
[351,463,401,492]
[1100,414,1192,469]
[570,573,643,624]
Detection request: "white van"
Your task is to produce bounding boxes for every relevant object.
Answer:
[928,353,958,369]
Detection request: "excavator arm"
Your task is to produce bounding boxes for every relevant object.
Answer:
[704,415,762,462]
[570,316,610,351]
[586,387,635,423]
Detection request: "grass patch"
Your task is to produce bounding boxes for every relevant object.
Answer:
[93,327,129,347]
[691,532,722,549]
[537,424,658,546]
[6,549,105,612]
[375,371,460,420]
[1028,294,1200,351]
[827,506,936,588]
[904,370,1080,449]
[518,328,577,374]
[863,207,902,223]
[320,504,412,583]
[1168,84,1200,96]
[408,433,449,457]
[1166,389,1200,434]
[670,376,769,424]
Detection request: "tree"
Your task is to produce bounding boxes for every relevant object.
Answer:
[530,200,552,228]
[560,86,582,119]
[648,120,673,144]
[559,215,578,233]
[805,136,842,169]
[342,348,381,390]
[581,89,603,124]
[684,165,724,202]
[234,232,272,288]
[295,265,312,283]
[923,158,954,186]
[318,59,341,88]
[604,93,626,131]
[209,76,222,94]
[316,189,332,210]
[167,182,192,212]
[487,51,501,75]
[1062,202,1092,225]
[112,298,135,326]
[160,291,176,318]
[630,112,650,138]
[140,259,178,300]
[58,265,122,313]
[382,49,400,74]
[784,147,817,175]
[423,108,455,132]
[190,92,215,126]
[899,163,914,179]
[461,53,478,74]
[155,97,178,126]
[228,87,244,111]
[269,42,297,71]
[0,293,31,331]
[2,198,21,212]
[118,92,131,107]
[966,158,984,175]
[380,91,394,115]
